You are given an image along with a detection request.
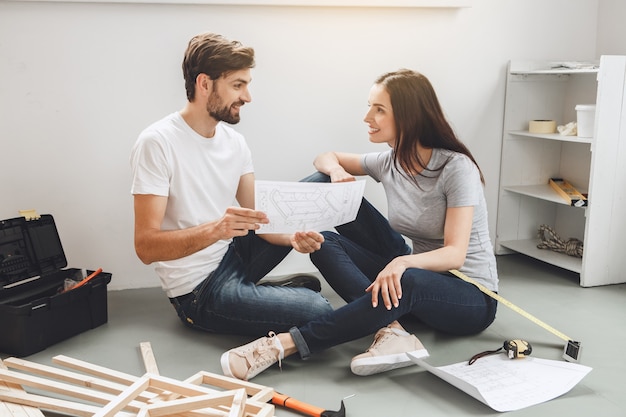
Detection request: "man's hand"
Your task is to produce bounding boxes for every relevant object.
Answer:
[214,207,269,239]
[291,231,325,253]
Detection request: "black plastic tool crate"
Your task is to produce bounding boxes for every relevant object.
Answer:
[0,214,112,356]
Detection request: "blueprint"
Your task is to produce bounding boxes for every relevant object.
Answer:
[255,180,366,234]
[408,353,591,412]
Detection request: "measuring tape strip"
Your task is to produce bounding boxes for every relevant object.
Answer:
[448,269,571,342]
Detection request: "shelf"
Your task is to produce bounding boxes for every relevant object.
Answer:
[508,131,592,144]
[499,239,582,273]
[497,57,626,286]
[502,184,587,206]
[509,61,599,75]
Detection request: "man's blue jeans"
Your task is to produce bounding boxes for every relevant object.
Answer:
[289,172,497,359]
[171,229,333,337]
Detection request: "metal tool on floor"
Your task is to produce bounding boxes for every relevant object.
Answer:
[272,393,345,417]
[468,339,533,365]
[449,269,581,363]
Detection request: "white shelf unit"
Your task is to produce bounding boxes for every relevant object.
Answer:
[495,57,626,287]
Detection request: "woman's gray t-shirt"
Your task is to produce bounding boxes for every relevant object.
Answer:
[362,148,498,291]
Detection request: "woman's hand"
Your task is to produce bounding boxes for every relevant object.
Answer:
[366,256,409,309]
[329,167,356,183]
[291,231,325,253]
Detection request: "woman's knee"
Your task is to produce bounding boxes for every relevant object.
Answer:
[300,172,330,183]
[310,231,342,259]
[320,230,343,248]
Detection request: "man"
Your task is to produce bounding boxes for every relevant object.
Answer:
[130,32,333,338]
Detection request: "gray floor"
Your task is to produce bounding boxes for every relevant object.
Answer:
[3,254,626,416]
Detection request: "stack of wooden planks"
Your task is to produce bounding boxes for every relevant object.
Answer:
[0,342,276,417]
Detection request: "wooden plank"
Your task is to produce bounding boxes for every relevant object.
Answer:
[0,359,46,417]
[52,355,140,385]
[5,354,276,417]
[0,395,31,417]
[52,355,269,415]
[0,368,145,412]
[184,371,274,403]
[0,390,110,417]
[140,342,160,375]
[3,357,157,402]
[140,390,246,417]
[138,340,180,405]
[549,178,587,206]
[0,385,32,417]
[93,374,151,417]
[144,375,263,417]
[93,374,248,417]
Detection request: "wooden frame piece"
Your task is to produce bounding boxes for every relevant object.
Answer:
[54,354,275,416]
[137,341,275,416]
[53,354,142,386]
[92,374,247,417]
[0,350,277,417]
[3,357,157,402]
[183,371,274,403]
[0,358,46,417]
[179,372,275,417]
[0,367,146,412]
[0,390,135,417]
[137,389,246,417]
[139,341,160,375]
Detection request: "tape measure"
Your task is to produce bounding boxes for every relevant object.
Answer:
[468,339,532,365]
[449,269,581,362]
[504,339,532,359]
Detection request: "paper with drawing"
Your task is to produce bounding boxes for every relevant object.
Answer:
[408,353,592,412]
[255,180,366,234]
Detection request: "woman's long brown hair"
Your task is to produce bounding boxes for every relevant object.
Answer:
[375,69,485,186]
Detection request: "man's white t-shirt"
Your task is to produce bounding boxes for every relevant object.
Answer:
[130,112,254,298]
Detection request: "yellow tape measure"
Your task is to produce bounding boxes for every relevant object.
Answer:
[449,269,581,362]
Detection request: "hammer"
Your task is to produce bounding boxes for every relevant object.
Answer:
[272,393,346,417]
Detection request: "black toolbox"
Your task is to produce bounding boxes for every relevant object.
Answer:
[0,213,112,356]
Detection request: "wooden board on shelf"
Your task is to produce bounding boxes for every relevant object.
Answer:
[502,184,588,206]
[549,178,587,207]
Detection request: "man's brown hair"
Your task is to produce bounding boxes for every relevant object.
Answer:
[182,32,255,101]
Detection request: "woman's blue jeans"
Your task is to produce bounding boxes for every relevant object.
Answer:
[170,230,333,337]
[290,172,497,358]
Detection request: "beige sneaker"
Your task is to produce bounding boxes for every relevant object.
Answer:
[221,332,284,380]
[350,326,429,376]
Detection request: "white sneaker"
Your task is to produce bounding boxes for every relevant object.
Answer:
[350,326,429,376]
[221,332,284,381]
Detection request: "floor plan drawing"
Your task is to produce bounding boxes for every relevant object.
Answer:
[255,180,366,234]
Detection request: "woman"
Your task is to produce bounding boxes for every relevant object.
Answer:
[221,69,498,381]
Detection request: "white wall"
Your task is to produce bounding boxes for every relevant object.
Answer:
[597,0,626,55]
[0,0,602,290]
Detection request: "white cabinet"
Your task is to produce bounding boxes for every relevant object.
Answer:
[495,56,626,287]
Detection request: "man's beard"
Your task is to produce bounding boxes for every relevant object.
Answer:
[206,91,243,125]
